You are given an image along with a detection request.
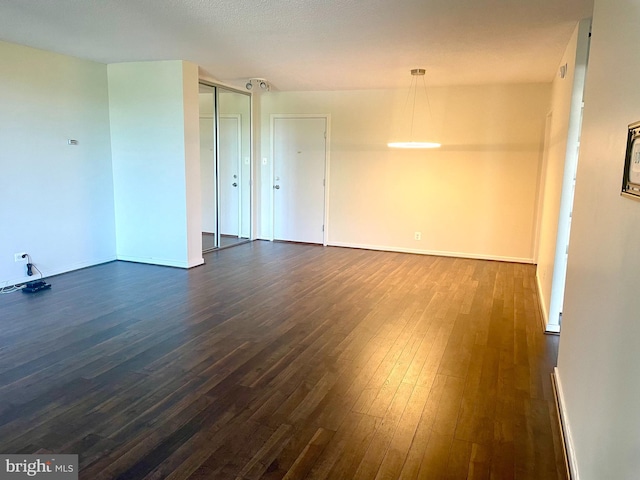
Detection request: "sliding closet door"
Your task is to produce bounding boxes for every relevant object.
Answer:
[199,84,217,252]
[218,88,251,248]
[199,83,251,252]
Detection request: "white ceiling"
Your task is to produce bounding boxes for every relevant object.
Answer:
[0,0,593,91]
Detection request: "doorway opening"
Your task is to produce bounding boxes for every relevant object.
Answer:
[536,19,591,334]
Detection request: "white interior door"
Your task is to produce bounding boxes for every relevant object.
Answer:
[273,117,326,244]
[219,116,240,237]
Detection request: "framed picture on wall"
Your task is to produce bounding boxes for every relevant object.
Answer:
[621,121,640,200]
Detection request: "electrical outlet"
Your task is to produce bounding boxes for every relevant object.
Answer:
[414,232,422,241]
[14,252,27,262]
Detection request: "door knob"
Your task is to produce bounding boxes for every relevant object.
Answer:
[274,185,280,189]
[232,182,238,187]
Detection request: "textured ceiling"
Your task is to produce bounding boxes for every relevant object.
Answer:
[0,0,593,91]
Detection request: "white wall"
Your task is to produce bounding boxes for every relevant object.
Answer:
[0,41,115,286]
[258,84,550,262]
[182,62,203,266]
[108,61,202,268]
[557,1,640,479]
[536,19,590,331]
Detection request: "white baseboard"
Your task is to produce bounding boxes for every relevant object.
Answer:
[535,272,550,330]
[545,323,561,334]
[535,272,561,333]
[189,258,205,268]
[116,255,203,269]
[552,368,579,480]
[327,241,535,264]
[2,255,117,288]
[2,253,205,288]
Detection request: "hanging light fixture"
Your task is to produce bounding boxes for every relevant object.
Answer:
[388,68,441,149]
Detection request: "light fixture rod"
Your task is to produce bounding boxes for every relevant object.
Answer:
[409,74,417,141]
[420,74,434,138]
[409,68,426,140]
[388,68,441,149]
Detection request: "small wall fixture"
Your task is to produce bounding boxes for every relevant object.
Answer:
[559,63,568,79]
[245,78,270,92]
[388,68,440,149]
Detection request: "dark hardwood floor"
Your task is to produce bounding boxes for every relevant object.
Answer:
[0,241,566,479]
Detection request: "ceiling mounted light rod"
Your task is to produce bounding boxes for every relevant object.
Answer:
[388,68,441,149]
